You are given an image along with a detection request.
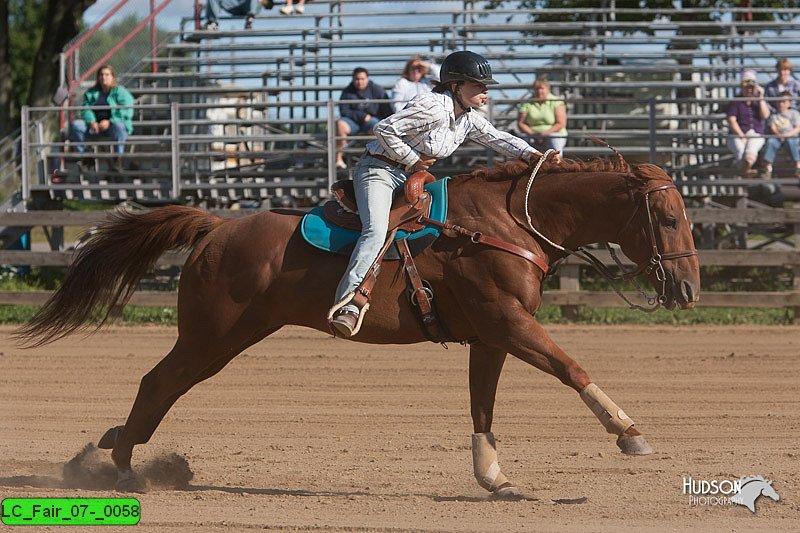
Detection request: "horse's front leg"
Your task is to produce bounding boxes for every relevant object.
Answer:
[468,342,523,498]
[481,311,652,456]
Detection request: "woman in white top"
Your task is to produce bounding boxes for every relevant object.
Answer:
[330,51,558,337]
[391,57,441,113]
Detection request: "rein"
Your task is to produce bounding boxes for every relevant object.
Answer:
[522,163,697,312]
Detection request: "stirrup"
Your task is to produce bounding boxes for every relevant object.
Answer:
[327,293,369,337]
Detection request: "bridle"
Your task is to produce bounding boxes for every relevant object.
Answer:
[523,154,697,312]
[580,182,698,311]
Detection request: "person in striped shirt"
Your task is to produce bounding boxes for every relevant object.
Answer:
[330,50,559,338]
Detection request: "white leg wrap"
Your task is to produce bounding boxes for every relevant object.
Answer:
[580,383,635,435]
[471,432,510,492]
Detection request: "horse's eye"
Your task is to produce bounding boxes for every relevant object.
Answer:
[665,216,678,230]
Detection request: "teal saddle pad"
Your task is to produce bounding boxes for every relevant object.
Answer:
[301,177,450,256]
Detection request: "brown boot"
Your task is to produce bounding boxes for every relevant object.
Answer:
[331,309,358,338]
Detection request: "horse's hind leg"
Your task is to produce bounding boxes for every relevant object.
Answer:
[101,329,278,489]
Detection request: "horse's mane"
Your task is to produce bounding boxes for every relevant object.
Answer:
[739,476,769,486]
[452,153,672,195]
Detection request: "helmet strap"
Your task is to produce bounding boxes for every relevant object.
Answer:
[452,82,471,113]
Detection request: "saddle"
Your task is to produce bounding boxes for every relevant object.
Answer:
[326,170,435,234]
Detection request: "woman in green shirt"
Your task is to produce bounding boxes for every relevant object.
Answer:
[517,77,567,155]
[69,65,134,169]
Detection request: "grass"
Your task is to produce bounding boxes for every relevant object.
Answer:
[0,305,178,325]
[0,304,793,327]
[0,268,794,327]
[534,305,795,325]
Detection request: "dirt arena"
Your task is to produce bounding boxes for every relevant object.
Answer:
[1,324,798,531]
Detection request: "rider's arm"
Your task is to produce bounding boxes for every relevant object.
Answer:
[373,96,444,168]
[467,112,542,162]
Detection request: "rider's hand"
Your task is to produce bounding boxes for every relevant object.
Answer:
[408,156,436,173]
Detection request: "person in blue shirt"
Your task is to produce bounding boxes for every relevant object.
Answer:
[334,67,392,170]
[764,58,800,112]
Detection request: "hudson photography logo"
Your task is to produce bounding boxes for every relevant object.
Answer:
[682,475,781,513]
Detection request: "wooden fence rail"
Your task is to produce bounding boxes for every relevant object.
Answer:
[0,208,798,321]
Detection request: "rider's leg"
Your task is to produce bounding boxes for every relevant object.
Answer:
[333,158,405,316]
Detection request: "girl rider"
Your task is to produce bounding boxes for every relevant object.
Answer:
[330,51,560,337]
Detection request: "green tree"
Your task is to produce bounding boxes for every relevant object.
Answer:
[81,14,173,82]
[8,1,47,120]
[485,0,800,98]
[484,0,800,135]
[0,1,12,135]
[0,0,96,136]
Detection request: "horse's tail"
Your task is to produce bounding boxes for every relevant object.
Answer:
[14,205,226,347]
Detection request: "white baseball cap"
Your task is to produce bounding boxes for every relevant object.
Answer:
[741,69,757,82]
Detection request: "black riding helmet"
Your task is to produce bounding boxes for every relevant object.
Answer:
[439,51,499,85]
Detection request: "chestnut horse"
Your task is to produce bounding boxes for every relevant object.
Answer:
[16,155,700,496]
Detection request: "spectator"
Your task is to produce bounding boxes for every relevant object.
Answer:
[205,0,274,31]
[280,0,307,15]
[517,78,568,155]
[69,65,134,171]
[764,58,800,111]
[392,56,440,113]
[335,67,392,170]
[762,91,800,178]
[726,69,770,177]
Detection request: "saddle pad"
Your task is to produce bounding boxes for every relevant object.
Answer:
[301,177,450,255]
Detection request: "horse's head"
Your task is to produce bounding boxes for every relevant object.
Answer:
[615,164,700,310]
[760,480,781,502]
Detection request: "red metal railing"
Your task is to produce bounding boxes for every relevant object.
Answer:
[59,0,175,128]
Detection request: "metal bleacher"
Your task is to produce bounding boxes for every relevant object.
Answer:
[6,1,800,211]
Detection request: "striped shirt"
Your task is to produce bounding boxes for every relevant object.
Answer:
[366,91,540,169]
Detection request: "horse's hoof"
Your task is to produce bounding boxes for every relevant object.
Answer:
[617,434,653,455]
[490,484,525,501]
[98,425,124,449]
[115,470,146,493]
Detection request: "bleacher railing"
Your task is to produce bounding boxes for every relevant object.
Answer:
[58,0,176,123]
[3,2,800,209]
[15,94,800,209]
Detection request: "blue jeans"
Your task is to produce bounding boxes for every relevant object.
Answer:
[69,119,128,154]
[334,156,407,313]
[763,136,800,163]
[338,116,380,135]
[207,0,261,21]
